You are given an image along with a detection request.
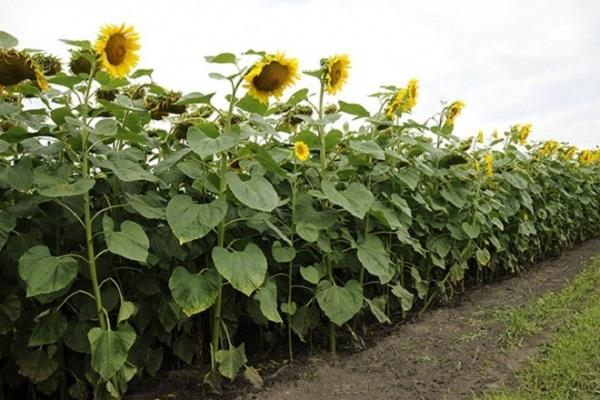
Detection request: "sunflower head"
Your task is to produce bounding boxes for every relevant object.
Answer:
[293,141,310,162]
[0,49,48,90]
[484,153,493,176]
[444,100,465,126]
[562,146,578,160]
[405,78,419,112]
[323,54,350,95]
[95,24,140,78]
[518,123,532,144]
[69,49,99,75]
[244,52,299,104]
[477,130,484,144]
[385,88,408,120]
[32,53,62,76]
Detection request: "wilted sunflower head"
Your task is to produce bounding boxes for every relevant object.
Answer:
[32,53,62,76]
[323,54,350,95]
[95,24,140,78]
[385,88,407,120]
[69,49,98,75]
[0,49,48,90]
[444,100,465,126]
[244,52,299,104]
[293,141,310,162]
[518,123,532,144]
[405,78,419,112]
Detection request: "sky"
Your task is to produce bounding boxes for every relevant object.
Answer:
[2,0,600,147]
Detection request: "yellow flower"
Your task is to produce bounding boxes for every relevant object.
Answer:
[405,78,419,112]
[323,54,350,95]
[476,130,484,144]
[492,129,499,140]
[444,100,465,126]
[561,146,578,160]
[579,150,593,165]
[95,24,141,78]
[518,123,532,145]
[538,140,560,158]
[484,153,493,176]
[293,141,309,162]
[245,52,299,104]
[0,49,48,90]
[385,88,407,119]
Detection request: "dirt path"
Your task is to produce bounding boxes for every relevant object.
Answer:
[243,238,600,400]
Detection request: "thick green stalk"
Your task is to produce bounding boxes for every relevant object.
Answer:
[318,81,326,173]
[287,169,297,361]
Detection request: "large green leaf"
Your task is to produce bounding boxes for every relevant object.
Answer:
[225,172,280,212]
[349,140,385,160]
[391,283,414,312]
[29,310,68,346]
[103,217,149,263]
[166,195,227,244]
[0,210,16,251]
[0,31,18,49]
[88,325,137,381]
[357,235,394,284]
[16,348,58,384]
[187,126,239,158]
[254,280,283,323]
[98,159,158,182]
[321,180,374,219]
[316,279,363,326]
[18,246,78,297]
[212,243,267,296]
[168,267,219,316]
[34,174,95,197]
[215,343,247,380]
[462,222,481,239]
[125,192,166,219]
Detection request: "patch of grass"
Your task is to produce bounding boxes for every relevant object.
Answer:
[484,260,600,399]
[494,258,600,343]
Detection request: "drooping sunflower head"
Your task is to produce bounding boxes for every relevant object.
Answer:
[293,141,310,162]
[244,52,299,104]
[476,130,484,144]
[538,140,560,158]
[95,24,140,78]
[518,123,532,144]
[444,100,465,126]
[32,53,62,76]
[69,49,99,75]
[0,49,48,90]
[405,78,419,112]
[484,153,494,177]
[323,54,350,95]
[561,146,578,160]
[385,88,408,120]
[579,150,593,165]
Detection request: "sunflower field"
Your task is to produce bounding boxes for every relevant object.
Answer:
[1,26,600,399]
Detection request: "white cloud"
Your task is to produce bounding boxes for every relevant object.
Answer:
[2,0,599,146]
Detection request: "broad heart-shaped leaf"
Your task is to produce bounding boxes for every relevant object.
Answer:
[34,173,95,198]
[187,126,239,158]
[98,159,158,183]
[0,210,16,251]
[462,221,481,239]
[29,310,68,346]
[16,348,58,384]
[125,192,166,219]
[212,243,267,296]
[254,280,283,323]
[169,267,219,316]
[225,172,280,212]
[88,324,137,381]
[18,246,78,297]
[316,279,363,326]
[322,179,374,219]
[166,195,227,244]
[349,140,385,160]
[103,216,149,263]
[357,235,394,284]
[215,343,247,380]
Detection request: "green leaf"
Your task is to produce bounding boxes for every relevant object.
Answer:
[244,143,287,178]
[212,243,267,296]
[271,241,296,263]
[35,174,95,198]
[338,101,370,118]
[125,192,166,219]
[237,95,268,115]
[462,222,481,239]
[285,88,309,106]
[365,298,391,324]
[173,92,214,106]
[103,217,149,263]
[215,343,247,380]
[18,246,78,297]
[0,210,16,251]
[88,325,137,381]
[205,53,237,64]
[166,195,227,244]
[357,235,394,284]
[440,187,466,209]
[187,126,239,158]
[94,119,118,136]
[169,267,219,316]
[16,348,58,384]
[254,280,283,323]
[349,140,385,160]
[117,301,137,324]
[0,31,18,49]
[475,248,491,266]
[316,279,363,326]
[59,39,91,49]
[226,172,280,212]
[29,310,68,346]
[99,159,158,183]
[391,283,414,312]
[322,180,374,219]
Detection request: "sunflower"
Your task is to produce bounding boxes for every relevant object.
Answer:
[385,88,407,119]
[323,54,350,95]
[95,24,140,78]
[476,130,484,144]
[69,49,98,75]
[244,52,299,104]
[0,49,48,90]
[444,100,465,126]
[405,78,419,112]
[561,146,578,160]
[579,150,593,165]
[32,54,62,76]
[484,153,493,177]
[518,123,532,144]
[538,140,560,158]
[293,141,310,162]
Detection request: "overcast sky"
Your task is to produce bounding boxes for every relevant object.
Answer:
[2,0,600,147]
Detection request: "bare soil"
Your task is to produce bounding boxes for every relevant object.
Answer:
[127,238,600,400]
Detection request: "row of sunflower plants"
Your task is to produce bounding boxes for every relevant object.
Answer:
[1,26,600,399]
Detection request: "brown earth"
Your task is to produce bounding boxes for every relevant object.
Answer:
[127,238,600,400]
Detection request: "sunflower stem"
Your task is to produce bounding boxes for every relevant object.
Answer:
[318,80,327,174]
